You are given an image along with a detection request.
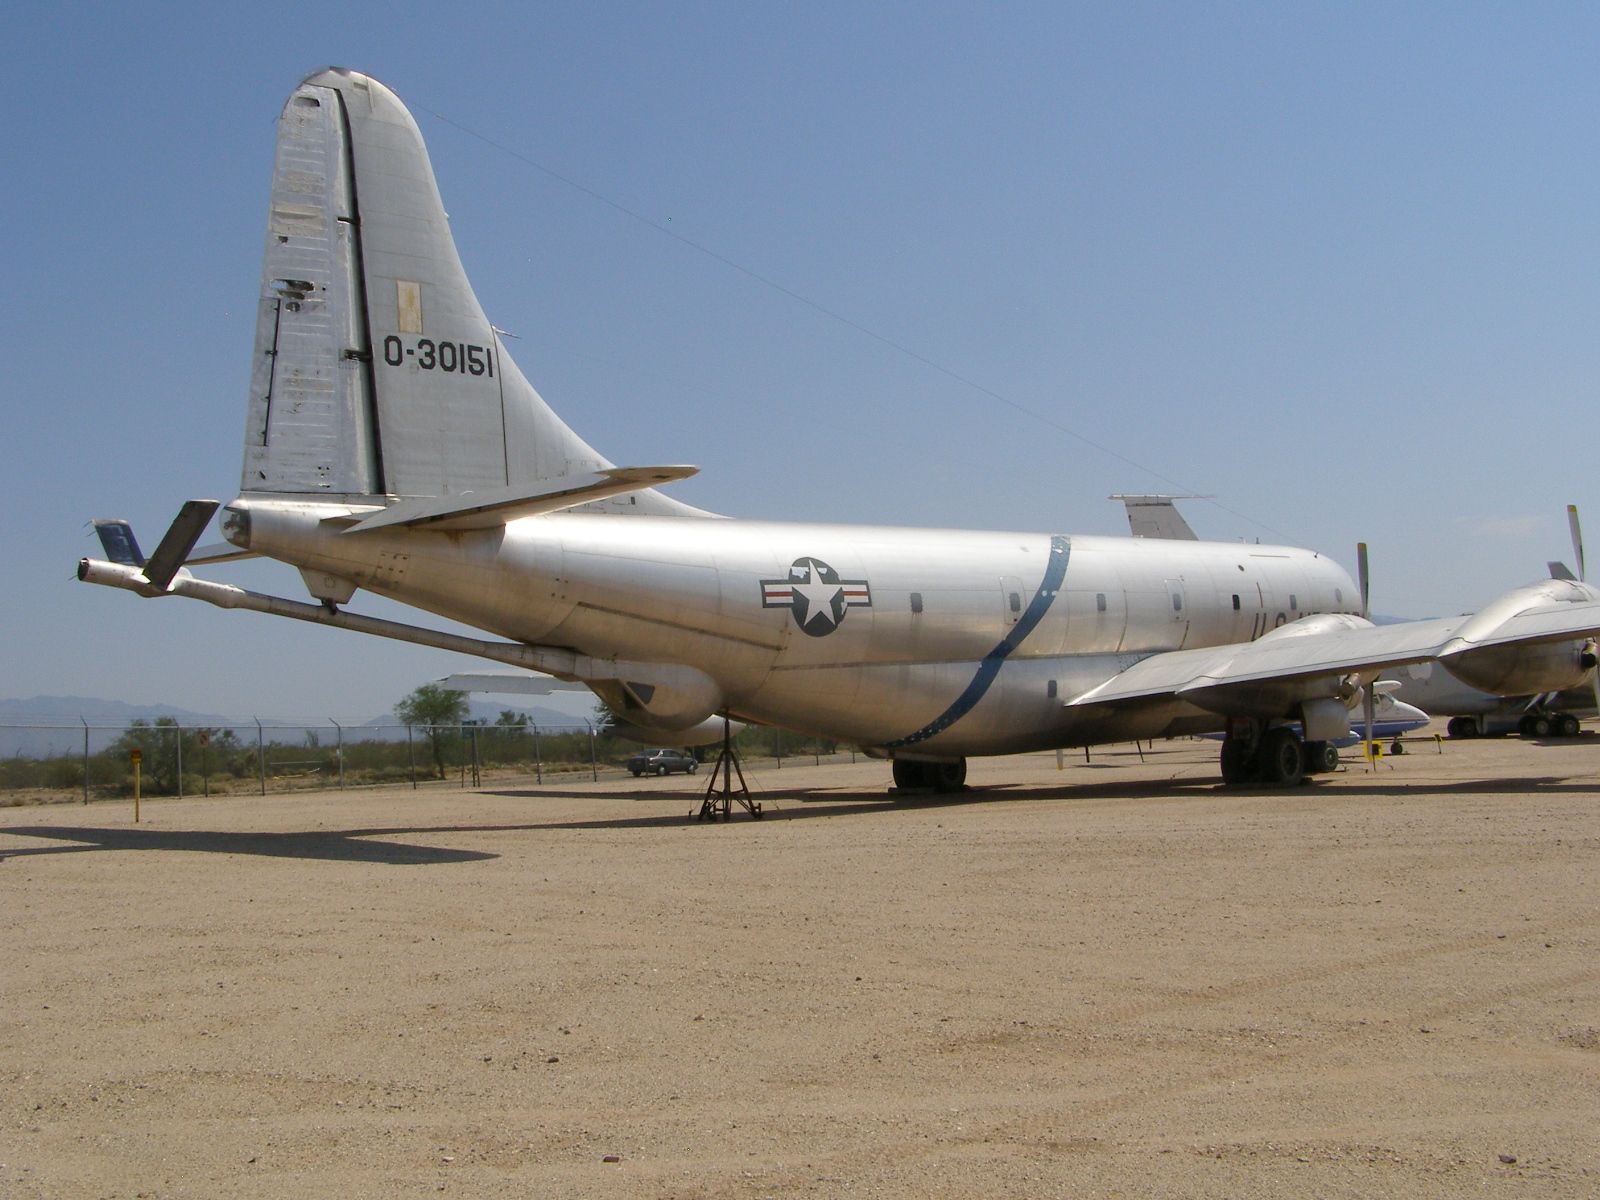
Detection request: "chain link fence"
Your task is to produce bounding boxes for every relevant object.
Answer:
[1,719,856,806]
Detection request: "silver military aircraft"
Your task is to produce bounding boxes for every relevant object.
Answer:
[77,68,1600,793]
[1386,505,1599,739]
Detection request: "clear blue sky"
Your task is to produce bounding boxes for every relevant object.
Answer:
[4,2,1596,721]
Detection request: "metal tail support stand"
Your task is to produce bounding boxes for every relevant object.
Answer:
[695,717,762,821]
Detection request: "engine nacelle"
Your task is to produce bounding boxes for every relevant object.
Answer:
[588,663,724,732]
[1441,639,1595,696]
[1438,579,1600,695]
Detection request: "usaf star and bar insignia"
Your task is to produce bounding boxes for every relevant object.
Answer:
[761,557,872,637]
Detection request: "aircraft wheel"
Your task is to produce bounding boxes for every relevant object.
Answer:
[1447,717,1478,739]
[1528,714,1553,738]
[930,759,967,792]
[1308,741,1339,773]
[1256,728,1305,786]
[1219,738,1255,786]
[1389,740,1405,755]
[1558,714,1581,737]
[892,759,926,790]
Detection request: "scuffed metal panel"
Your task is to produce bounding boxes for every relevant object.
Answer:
[396,280,422,334]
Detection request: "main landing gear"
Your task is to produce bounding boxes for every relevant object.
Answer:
[892,758,967,793]
[1516,711,1582,739]
[1219,724,1339,787]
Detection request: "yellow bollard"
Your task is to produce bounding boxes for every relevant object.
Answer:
[131,746,142,823]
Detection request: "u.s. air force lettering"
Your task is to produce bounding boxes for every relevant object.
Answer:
[761,557,872,637]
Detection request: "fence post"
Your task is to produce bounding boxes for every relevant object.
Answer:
[256,718,266,795]
[81,718,89,805]
[331,719,345,789]
[588,721,598,782]
[175,723,184,799]
[532,725,543,784]
[407,725,416,789]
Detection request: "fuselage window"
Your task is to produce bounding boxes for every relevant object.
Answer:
[1172,593,1183,612]
[1009,591,1022,614]
[1232,593,1241,610]
[1047,679,1058,698]
[910,591,923,614]
[1096,593,1107,612]
[1289,594,1298,611]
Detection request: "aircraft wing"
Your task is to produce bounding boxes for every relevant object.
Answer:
[1068,596,1600,717]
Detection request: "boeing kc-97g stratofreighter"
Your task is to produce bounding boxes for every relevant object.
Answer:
[78,68,1600,792]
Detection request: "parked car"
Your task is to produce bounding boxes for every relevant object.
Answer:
[626,748,699,777]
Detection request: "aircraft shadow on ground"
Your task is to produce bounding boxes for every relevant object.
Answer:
[2,771,1584,859]
[0,825,499,865]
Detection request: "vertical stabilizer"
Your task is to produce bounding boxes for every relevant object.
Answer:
[243,68,703,516]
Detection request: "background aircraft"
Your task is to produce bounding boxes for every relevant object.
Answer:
[1383,507,1597,738]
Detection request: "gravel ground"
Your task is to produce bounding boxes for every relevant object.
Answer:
[3,730,1598,1198]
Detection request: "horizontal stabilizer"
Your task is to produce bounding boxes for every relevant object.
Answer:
[438,671,590,695]
[187,542,260,566]
[343,466,699,533]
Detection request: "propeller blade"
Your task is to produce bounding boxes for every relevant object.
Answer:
[1568,504,1585,581]
[1363,685,1376,769]
[1357,542,1370,621]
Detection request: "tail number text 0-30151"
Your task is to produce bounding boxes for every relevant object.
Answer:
[381,336,496,376]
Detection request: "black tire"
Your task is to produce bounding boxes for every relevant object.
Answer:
[1219,738,1254,786]
[1389,740,1405,756]
[1558,714,1581,737]
[1305,741,1339,773]
[656,764,668,776]
[1530,715,1553,738]
[892,759,928,790]
[630,769,642,777]
[687,763,698,774]
[1257,728,1305,786]
[930,760,967,792]
[1447,716,1478,739]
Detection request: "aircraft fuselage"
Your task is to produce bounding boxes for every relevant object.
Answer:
[230,499,1358,755]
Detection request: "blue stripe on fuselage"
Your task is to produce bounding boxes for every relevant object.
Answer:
[885,535,1071,749]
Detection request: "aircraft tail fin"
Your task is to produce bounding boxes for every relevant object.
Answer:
[242,68,704,517]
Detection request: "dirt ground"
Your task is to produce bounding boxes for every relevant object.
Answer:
[3,729,1598,1199]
